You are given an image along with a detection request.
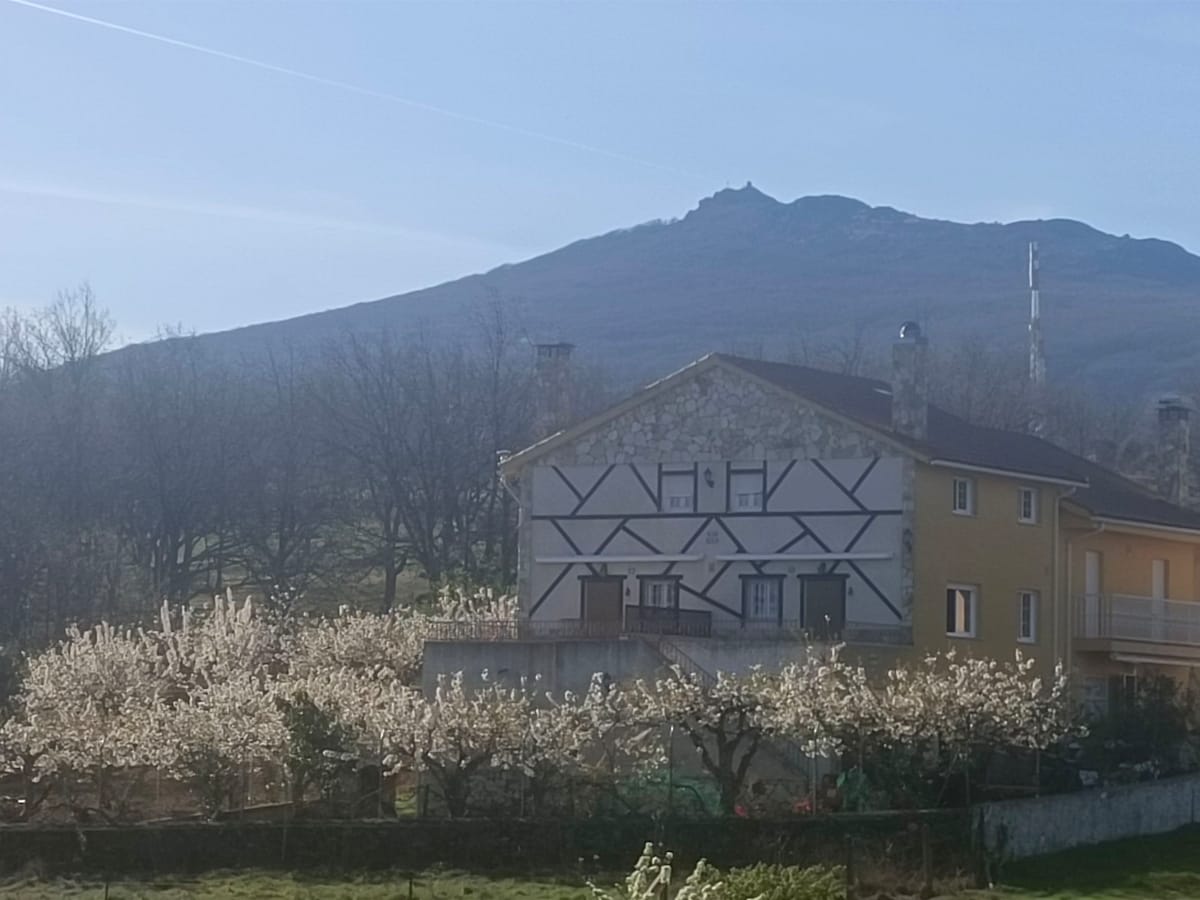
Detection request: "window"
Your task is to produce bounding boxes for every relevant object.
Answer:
[1016,486,1039,524]
[730,471,764,511]
[743,576,783,623]
[641,578,678,609]
[1081,677,1108,719]
[661,472,694,512]
[952,477,975,516]
[946,584,978,637]
[1018,590,1038,643]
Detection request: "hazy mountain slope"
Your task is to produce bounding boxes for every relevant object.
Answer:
[147,186,1200,395]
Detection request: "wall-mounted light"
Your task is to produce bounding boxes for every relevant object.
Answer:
[703,467,715,488]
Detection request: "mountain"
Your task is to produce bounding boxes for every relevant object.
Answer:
[143,185,1200,396]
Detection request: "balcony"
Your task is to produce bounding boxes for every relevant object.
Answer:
[1074,593,1200,660]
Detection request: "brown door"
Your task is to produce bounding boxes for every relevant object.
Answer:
[581,577,623,635]
[802,575,847,639]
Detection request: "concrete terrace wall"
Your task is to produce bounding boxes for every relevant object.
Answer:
[422,638,665,695]
[976,773,1200,859]
[423,636,864,688]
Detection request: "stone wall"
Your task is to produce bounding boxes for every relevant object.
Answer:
[976,773,1200,859]
[540,363,895,468]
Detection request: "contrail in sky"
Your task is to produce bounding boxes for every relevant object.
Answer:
[5,0,707,181]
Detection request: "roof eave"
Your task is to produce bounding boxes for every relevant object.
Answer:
[926,458,1089,488]
[1088,515,1200,540]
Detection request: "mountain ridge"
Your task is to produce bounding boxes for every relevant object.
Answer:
[121,187,1200,396]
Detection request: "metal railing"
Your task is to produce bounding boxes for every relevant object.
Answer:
[710,620,912,645]
[1075,593,1200,647]
[624,605,713,638]
[425,617,912,646]
[424,619,623,641]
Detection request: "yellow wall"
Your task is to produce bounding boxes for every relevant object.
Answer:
[1062,514,1200,602]
[912,465,1060,673]
[1062,509,1200,686]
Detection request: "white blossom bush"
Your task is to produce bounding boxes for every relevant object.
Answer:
[151,674,287,818]
[0,592,1078,822]
[156,592,282,689]
[590,843,763,900]
[876,650,1073,804]
[287,605,427,685]
[629,667,782,815]
[18,622,166,816]
[433,583,520,622]
[365,672,529,817]
[775,647,875,758]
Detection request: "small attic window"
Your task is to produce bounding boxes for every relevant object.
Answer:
[952,477,975,516]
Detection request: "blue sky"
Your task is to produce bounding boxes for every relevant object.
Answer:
[2,0,1198,342]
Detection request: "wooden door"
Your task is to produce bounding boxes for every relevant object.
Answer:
[581,577,623,635]
[802,575,847,639]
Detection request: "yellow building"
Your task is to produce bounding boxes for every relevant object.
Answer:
[495,333,1200,710]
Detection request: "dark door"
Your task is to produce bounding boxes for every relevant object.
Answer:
[802,575,847,639]
[581,577,623,635]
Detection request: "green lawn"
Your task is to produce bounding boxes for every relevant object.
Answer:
[7,827,1200,899]
[992,826,1200,898]
[0,870,599,900]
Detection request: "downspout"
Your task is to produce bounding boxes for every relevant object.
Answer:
[1053,487,1077,669]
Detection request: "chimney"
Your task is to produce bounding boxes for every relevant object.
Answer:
[1156,393,1191,506]
[534,342,575,437]
[891,322,929,441]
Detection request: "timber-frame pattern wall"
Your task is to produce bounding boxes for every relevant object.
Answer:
[526,455,905,628]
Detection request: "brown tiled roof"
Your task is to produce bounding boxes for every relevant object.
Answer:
[718,354,1200,533]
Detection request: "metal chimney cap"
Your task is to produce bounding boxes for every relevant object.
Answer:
[898,321,923,341]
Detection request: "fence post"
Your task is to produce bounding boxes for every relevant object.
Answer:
[844,835,855,896]
[921,823,933,898]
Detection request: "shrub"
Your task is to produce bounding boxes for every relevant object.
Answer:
[592,844,846,900]
[721,862,846,900]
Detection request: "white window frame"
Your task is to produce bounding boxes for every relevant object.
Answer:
[952,477,976,516]
[743,576,783,622]
[730,471,764,512]
[661,472,694,513]
[641,577,678,609]
[1018,590,1038,643]
[946,583,978,638]
[1018,486,1039,525]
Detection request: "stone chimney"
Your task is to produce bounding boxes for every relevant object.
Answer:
[891,322,929,441]
[1156,393,1191,506]
[534,342,575,437]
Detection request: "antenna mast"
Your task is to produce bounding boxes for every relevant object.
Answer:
[1028,242,1045,388]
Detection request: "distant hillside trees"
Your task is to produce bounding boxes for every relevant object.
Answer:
[0,292,550,648]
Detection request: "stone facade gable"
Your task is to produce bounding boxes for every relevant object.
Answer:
[538,362,898,467]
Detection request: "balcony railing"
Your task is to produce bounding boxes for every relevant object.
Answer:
[1075,593,1200,647]
[624,605,713,638]
[426,613,912,645]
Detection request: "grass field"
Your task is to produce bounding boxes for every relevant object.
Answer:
[0,870,600,900]
[996,825,1200,898]
[6,827,1200,899]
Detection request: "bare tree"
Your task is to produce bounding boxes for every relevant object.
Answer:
[230,347,339,607]
[0,287,124,643]
[112,336,243,604]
